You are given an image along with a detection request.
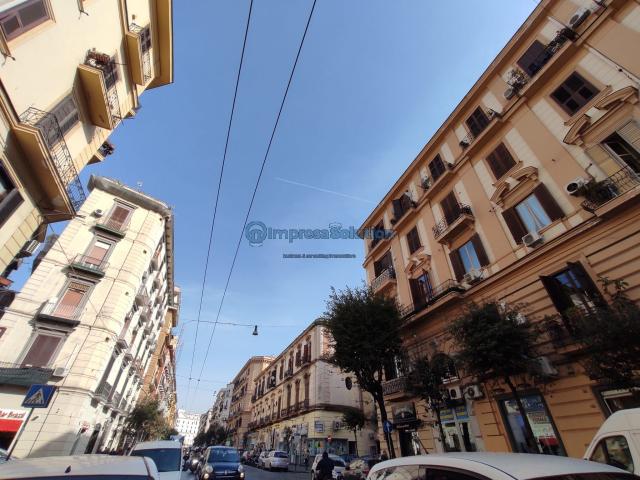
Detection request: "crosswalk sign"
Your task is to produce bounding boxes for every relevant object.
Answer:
[22,384,56,408]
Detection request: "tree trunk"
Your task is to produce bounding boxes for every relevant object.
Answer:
[374,393,395,458]
[504,376,537,452]
[353,428,359,457]
[434,407,448,452]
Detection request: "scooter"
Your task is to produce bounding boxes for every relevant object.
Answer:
[189,456,201,474]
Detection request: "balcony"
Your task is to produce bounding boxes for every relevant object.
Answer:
[94,381,113,402]
[432,204,474,245]
[580,166,640,214]
[300,354,311,367]
[14,108,85,217]
[69,254,108,277]
[371,267,396,293]
[95,217,128,238]
[78,50,122,129]
[135,286,150,306]
[38,300,83,327]
[390,193,416,225]
[89,140,116,165]
[458,109,500,151]
[126,24,153,86]
[284,368,293,378]
[0,361,53,387]
[382,376,410,399]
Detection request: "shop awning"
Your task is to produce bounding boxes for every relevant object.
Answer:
[0,418,22,432]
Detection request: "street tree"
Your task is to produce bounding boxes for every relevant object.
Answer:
[448,301,539,452]
[323,285,408,458]
[125,398,168,442]
[342,408,366,457]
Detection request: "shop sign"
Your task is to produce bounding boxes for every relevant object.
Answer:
[392,403,416,422]
[0,409,28,421]
[439,408,455,422]
[454,405,469,421]
[314,420,324,433]
[440,405,469,422]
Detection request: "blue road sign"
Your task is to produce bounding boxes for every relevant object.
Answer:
[22,384,56,408]
[383,420,393,433]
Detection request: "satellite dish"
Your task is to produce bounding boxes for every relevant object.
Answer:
[345,377,353,390]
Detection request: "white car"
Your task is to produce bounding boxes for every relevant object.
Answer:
[265,450,290,471]
[366,453,633,480]
[0,454,159,479]
[130,440,182,480]
[257,451,270,468]
[311,453,347,480]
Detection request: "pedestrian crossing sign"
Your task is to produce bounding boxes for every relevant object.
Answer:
[22,384,56,408]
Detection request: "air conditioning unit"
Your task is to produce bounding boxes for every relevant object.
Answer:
[464,384,484,400]
[93,209,104,218]
[463,269,483,284]
[569,7,591,29]
[537,356,559,377]
[448,386,463,400]
[333,421,342,430]
[19,239,40,257]
[52,367,69,377]
[565,177,588,196]
[522,231,543,247]
[504,87,516,100]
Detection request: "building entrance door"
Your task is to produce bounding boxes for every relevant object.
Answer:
[440,405,477,452]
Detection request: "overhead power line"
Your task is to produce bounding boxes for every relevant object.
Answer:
[190,0,318,399]
[184,0,255,406]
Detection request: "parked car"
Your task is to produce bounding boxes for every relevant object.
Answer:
[311,453,347,480]
[342,457,379,480]
[366,453,635,480]
[130,440,182,480]
[265,450,290,471]
[0,454,159,479]
[585,408,640,474]
[198,446,244,480]
[257,451,270,469]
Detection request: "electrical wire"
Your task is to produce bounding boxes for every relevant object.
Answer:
[184,0,255,405]
[188,0,318,407]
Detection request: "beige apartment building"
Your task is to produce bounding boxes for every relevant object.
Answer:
[0,0,173,284]
[360,0,640,459]
[247,321,378,460]
[0,175,176,457]
[228,356,273,449]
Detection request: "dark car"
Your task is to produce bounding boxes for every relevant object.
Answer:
[342,457,380,480]
[198,446,244,480]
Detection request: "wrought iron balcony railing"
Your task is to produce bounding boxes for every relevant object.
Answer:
[39,299,83,323]
[580,166,640,212]
[459,110,500,149]
[399,279,465,318]
[432,204,473,239]
[95,381,113,400]
[95,216,128,237]
[70,254,108,276]
[19,108,86,211]
[382,376,409,396]
[371,267,396,291]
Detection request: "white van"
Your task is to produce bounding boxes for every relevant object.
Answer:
[584,408,640,474]
[130,440,183,480]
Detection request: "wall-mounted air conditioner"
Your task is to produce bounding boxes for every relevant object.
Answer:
[522,231,543,247]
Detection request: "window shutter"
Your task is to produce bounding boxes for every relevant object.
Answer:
[533,184,564,221]
[109,205,131,229]
[585,143,619,177]
[471,234,490,266]
[429,155,445,180]
[409,278,421,306]
[449,251,465,281]
[391,199,403,220]
[441,191,459,224]
[22,334,61,366]
[407,227,421,254]
[540,275,573,315]
[517,40,546,76]
[567,261,605,306]
[502,207,528,244]
[618,120,640,154]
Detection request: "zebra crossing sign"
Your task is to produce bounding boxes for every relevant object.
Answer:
[22,384,56,408]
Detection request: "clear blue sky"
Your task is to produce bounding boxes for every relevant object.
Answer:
[50,0,538,412]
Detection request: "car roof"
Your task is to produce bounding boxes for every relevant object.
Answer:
[596,408,640,434]
[132,440,182,450]
[369,453,628,480]
[0,455,155,478]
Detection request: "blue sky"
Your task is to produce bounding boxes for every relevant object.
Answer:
[36,0,538,412]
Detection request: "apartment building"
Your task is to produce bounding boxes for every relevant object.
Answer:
[228,356,273,449]
[359,0,640,459]
[175,409,201,447]
[247,321,378,460]
[140,286,180,427]
[211,383,233,429]
[0,175,175,457]
[0,0,173,285]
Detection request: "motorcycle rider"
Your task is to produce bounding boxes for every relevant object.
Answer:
[316,452,334,480]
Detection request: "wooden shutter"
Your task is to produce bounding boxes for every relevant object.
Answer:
[406,227,421,254]
[567,261,605,306]
[54,281,89,318]
[585,143,619,177]
[51,94,79,136]
[502,207,528,244]
[109,204,131,229]
[429,155,445,181]
[449,250,465,281]
[517,40,546,76]
[392,199,404,219]
[533,184,564,221]
[87,239,111,264]
[618,121,640,154]
[466,107,490,136]
[540,275,573,315]
[22,334,61,366]
[487,143,516,180]
[441,191,459,224]
[471,234,490,266]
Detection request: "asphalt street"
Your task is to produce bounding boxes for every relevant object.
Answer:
[180,465,310,480]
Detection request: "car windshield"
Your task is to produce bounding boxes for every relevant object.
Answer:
[274,452,288,458]
[330,456,346,467]
[130,447,181,472]
[209,448,241,463]
[530,474,637,480]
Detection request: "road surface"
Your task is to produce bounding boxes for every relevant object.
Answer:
[181,465,310,480]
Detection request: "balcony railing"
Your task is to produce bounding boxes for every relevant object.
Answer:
[0,361,54,386]
[580,166,640,212]
[459,110,500,149]
[135,286,150,306]
[432,204,474,240]
[39,299,83,324]
[95,216,128,238]
[19,107,86,211]
[371,267,396,292]
[382,376,409,396]
[83,50,122,129]
[95,381,113,400]
[399,279,465,319]
[70,254,108,277]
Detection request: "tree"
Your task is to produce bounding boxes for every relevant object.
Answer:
[407,353,453,452]
[125,398,168,442]
[193,423,232,447]
[342,408,366,457]
[323,285,408,458]
[448,301,539,453]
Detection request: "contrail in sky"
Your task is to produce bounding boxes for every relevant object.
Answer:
[275,176,376,204]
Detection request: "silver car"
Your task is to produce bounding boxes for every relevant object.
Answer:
[265,450,289,471]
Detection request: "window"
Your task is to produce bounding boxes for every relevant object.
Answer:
[21,331,62,366]
[50,94,80,138]
[599,389,640,415]
[0,163,23,227]
[373,250,393,277]
[105,203,133,231]
[428,154,446,182]
[551,72,599,116]
[406,226,421,254]
[392,192,414,220]
[409,272,433,309]
[369,221,385,250]
[486,143,516,180]
[602,132,640,174]
[0,0,50,41]
[517,40,547,77]
[589,436,634,472]
[140,25,152,53]
[53,280,90,318]
[540,262,604,318]
[503,184,564,243]
[465,107,490,137]
[449,234,489,281]
[440,191,461,224]
[85,238,113,266]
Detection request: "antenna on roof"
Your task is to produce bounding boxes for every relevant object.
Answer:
[136,181,143,192]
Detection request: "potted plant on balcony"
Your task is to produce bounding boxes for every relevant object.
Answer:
[420,176,431,191]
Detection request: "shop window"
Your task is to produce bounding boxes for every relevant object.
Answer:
[589,436,634,472]
[500,393,564,455]
[551,72,599,116]
[540,262,603,319]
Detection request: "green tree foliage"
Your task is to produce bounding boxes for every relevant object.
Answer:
[448,301,539,452]
[125,398,171,442]
[342,408,366,456]
[323,285,407,458]
[193,423,232,447]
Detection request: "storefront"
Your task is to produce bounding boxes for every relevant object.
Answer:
[438,404,477,452]
[0,408,28,450]
[392,403,422,456]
